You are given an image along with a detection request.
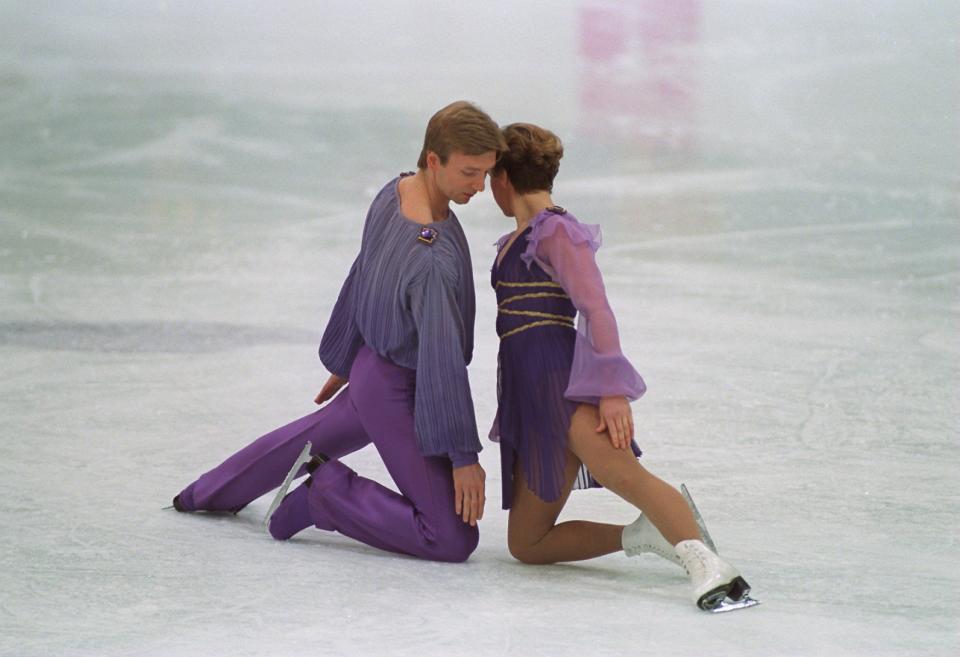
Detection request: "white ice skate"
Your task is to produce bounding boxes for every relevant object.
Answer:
[622,484,713,567]
[622,514,682,567]
[674,539,752,611]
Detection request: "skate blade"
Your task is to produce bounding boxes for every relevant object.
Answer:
[680,483,717,553]
[263,441,313,529]
[709,596,761,613]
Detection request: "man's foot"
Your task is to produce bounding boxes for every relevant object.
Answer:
[305,454,328,476]
[172,495,188,512]
[262,443,328,528]
[268,482,314,540]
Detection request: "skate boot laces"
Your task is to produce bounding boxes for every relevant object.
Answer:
[675,540,745,610]
[622,515,683,566]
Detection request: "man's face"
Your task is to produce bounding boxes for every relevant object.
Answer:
[431,150,498,205]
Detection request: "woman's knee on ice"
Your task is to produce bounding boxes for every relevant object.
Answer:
[507,527,550,565]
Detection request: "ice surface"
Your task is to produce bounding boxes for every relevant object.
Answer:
[1,2,957,656]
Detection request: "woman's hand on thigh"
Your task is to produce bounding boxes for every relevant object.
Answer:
[596,395,634,449]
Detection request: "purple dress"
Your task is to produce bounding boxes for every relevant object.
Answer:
[491,207,646,509]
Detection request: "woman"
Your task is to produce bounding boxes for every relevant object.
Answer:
[488,123,750,610]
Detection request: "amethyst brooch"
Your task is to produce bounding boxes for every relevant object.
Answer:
[417,226,438,245]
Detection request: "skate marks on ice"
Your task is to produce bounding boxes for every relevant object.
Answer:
[681,484,762,614]
[0,320,317,354]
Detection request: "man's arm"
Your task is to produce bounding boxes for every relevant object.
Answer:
[314,374,347,405]
[318,255,364,379]
[408,255,485,524]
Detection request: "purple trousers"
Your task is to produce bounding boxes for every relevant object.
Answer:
[177,345,478,563]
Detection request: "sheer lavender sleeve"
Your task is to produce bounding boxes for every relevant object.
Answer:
[529,215,646,405]
[318,255,364,379]
[408,256,482,463]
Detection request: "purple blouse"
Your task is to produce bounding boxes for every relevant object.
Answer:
[495,209,646,404]
[318,175,480,467]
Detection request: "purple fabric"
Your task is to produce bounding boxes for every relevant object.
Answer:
[179,344,478,563]
[490,219,641,509]
[508,209,646,405]
[267,481,314,540]
[518,210,602,274]
[318,175,480,466]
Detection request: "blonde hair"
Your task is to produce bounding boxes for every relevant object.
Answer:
[417,101,506,169]
[492,123,563,194]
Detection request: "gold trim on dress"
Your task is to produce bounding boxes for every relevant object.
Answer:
[498,292,570,308]
[495,280,563,289]
[499,319,575,340]
[499,308,576,322]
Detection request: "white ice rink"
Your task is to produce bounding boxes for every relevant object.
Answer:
[1,2,957,656]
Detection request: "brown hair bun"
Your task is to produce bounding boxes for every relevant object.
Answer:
[493,123,564,194]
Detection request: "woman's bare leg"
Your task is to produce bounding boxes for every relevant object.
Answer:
[507,402,702,564]
[567,404,701,545]
[507,453,624,564]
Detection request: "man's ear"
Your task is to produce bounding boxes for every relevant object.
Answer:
[426,151,440,171]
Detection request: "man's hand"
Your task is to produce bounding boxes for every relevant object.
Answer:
[596,395,634,450]
[452,463,485,527]
[314,374,347,405]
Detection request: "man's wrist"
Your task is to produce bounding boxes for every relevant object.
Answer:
[450,451,479,469]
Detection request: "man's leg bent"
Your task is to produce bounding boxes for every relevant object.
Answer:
[305,347,477,561]
[306,453,477,562]
[178,389,369,513]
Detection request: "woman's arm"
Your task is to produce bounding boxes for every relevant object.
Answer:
[536,217,646,447]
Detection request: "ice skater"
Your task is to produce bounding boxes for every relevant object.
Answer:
[487,122,752,608]
[171,101,505,562]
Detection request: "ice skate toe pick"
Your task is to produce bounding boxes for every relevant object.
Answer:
[727,576,751,601]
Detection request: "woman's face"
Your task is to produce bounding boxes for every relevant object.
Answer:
[490,170,514,217]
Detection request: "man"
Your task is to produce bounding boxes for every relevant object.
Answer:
[172,101,505,562]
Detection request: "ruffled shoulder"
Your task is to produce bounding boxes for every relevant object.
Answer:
[520,208,602,269]
[494,231,513,252]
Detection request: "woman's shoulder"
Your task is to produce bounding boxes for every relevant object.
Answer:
[494,230,513,252]
[528,206,602,254]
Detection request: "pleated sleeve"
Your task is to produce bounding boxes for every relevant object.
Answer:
[529,215,646,405]
[408,255,481,465]
[318,255,364,379]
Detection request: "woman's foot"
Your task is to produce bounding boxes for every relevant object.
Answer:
[621,514,682,566]
[674,539,750,610]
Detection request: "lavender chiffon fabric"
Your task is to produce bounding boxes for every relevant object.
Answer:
[491,209,645,508]
[522,212,646,405]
